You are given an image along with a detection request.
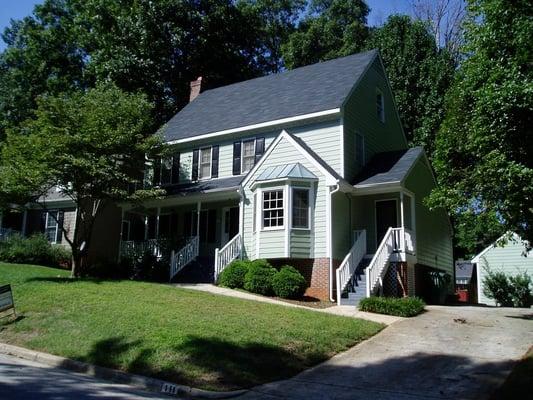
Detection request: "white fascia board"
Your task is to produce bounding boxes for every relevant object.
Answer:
[353,182,402,195]
[166,108,341,146]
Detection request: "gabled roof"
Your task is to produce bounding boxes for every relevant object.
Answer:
[163,50,378,142]
[256,163,317,182]
[353,147,424,188]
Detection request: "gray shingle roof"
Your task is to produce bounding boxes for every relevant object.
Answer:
[163,50,378,142]
[256,163,317,182]
[353,147,424,187]
[164,176,243,197]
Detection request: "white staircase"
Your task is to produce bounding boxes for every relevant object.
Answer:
[169,236,199,281]
[214,233,242,282]
[336,230,367,306]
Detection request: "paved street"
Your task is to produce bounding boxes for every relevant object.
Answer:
[238,306,533,399]
[0,353,169,400]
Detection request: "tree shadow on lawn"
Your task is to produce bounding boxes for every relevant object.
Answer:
[24,276,106,284]
[46,336,526,398]
[63,335,320,391]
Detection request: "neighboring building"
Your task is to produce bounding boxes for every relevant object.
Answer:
[115,49,453,305]
[472,233,532,305]
[0,188,76,247]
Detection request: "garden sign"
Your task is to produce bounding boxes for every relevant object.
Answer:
[0,284,16,318]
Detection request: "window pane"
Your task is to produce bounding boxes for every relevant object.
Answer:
[262,190,284,228]
[241,140,255,173]
[199,147,211,178]
[292,189,309,228]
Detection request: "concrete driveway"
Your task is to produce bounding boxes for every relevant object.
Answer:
[238,306,533,400]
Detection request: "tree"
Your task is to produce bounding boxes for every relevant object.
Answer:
[0,84,162,276]
[428,0,533,254]
[0,0,86,137]
[281,0,370,69]
[365,15,456,154]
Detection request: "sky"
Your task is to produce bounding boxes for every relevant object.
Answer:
[0,0,414,51]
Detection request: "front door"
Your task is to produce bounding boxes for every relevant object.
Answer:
[222,207,239,245]
[375,199,398,246]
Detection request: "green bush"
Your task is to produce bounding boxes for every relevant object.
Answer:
[218,260,250,288]
[483,267,532,307]
[0,234,72,268]
[272,266,307,299]
[358,296,426,317]
[244,260,276,295]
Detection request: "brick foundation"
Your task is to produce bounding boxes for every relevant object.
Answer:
[267,258,341,301]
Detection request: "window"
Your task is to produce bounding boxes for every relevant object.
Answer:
[376,89,385,122]
[262,190,284,229]
[356,133,365,165]
[292,188,310,229]
[241,140,255,173]
[199,147,212,179]
[45,211,59,243]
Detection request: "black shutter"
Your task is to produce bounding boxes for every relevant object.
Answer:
[152,158,161,186]
[211,145,219,178]
[171,153,180,184]
[255,137,265,164]
[232,141,241,175]
[56,211,64,243]
[191,149,199,181]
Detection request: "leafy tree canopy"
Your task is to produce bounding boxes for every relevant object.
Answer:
[0,83,162,276]
[281,0,370,69]
[365,15,456,153]
[428,0,533,254]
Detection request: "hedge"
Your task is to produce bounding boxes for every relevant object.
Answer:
[272,266,306,299]
[358,296,425,317]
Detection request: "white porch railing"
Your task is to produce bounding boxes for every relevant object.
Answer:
[214,233,242,282]
[366,227,416,296]
[120,239,163,259]
[336,230,367,305]
[169,236,199,281]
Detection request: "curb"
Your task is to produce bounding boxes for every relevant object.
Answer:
[0,342,247,399]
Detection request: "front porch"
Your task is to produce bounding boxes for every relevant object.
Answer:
[119,191,241,282]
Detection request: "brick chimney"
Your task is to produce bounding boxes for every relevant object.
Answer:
[189,76,203,102]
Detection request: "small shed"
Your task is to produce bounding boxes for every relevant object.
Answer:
[472,233,532,305]
[455,261,477,303]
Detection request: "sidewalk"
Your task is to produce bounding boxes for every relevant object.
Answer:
[173,283,401,325]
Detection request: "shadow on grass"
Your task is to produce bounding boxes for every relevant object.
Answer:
[0,314,25,330]
[42,335,524,397]
[24,277,105,284]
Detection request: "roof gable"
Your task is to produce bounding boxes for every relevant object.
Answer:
[163,50,378,142]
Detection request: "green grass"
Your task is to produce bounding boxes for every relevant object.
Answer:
[0,263,383,390]
[490,346,533,400]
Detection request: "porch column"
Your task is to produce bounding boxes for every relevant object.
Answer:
[400,191,405,228]
[155,207,161,239]
[196,201,201,237]
[21,210,28,237]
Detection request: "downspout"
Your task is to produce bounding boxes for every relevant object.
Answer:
[329,183,340,302]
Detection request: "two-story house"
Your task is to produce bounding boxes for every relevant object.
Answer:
[116,49,453,305]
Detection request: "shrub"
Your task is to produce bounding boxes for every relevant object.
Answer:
[483,267,532,307]
[358,296,426,317]
[218,260,251,288]
[244,260,276,295]
[0,234,72,268]
[272,266,307,299]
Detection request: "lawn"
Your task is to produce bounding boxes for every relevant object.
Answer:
[0,263,383,390]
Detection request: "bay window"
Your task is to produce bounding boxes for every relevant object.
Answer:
[292,188,310,229]
[262,189,284,229]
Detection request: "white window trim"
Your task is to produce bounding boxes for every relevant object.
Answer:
[198,146,213,180]
[376,88,385,123]
[240,138,256,175]
[261,187,285,231]
[290,186,312,231]
[45,211,59,244]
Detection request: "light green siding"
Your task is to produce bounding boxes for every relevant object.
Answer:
[242,134,329,260]
[173,119,341,183]
[290,230,311,258]
[332,192,352,260]
[476,236,533,305]
[343,58,407,182]
[404,159,453,274]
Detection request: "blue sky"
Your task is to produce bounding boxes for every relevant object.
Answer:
[0,0,413,51]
